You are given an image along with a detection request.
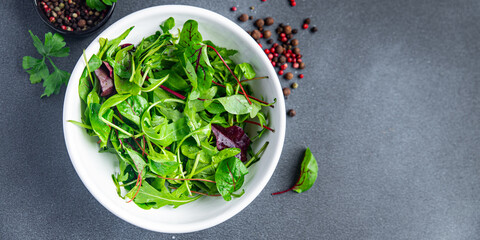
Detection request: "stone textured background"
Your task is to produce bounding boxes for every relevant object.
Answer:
[1,0,479,239]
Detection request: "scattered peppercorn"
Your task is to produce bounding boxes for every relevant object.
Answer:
[292,82,299,89]
[249,16,253,20]
[250,6,255,10]
[265,17,274,26]
[275,45,284,54]
[304,18,311,24]
[293,47,300,55]
[292,29,298,34]
[288,109,296,117]
[263,30,272,39]
[311,27,318,33]
[299,62,305,69]
[251,29,261,40]
[239,14,249,22]
[231,6,237,11]
[302,23,309,29]
[291,39,299,46]
[255,19,265,28]
[267,39,274,44]
[285,72,293,80]
[298,74,304,79]
[284,25,292,34]
[283,88,291,97]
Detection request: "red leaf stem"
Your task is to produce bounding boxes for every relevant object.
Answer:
[160,85,186,100]
[243,120,275,132]
[211,80,273,107]
[206,45,252,105]
[127,169,143,203]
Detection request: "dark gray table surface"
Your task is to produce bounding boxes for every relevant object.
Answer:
[2,0,480,239]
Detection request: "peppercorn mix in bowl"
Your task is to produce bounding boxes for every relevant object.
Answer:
[34,0,115,37]
[63,5,286,233]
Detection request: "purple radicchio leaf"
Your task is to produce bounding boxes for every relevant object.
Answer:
[94,63,115,97]
[120,43,133,49]
[211,124,251,162]
[102,61,113,78]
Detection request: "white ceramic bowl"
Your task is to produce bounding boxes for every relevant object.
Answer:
[63,5,285,233]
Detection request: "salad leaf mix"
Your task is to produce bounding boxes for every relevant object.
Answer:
[71,17,274,209]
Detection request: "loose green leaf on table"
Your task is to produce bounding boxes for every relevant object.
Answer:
[22,30,70,97]
[272,148,318,195]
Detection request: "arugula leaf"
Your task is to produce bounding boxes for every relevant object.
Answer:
[128,181,200,209]
[215,157,248,201]
[148,151,179,176]
[160,17,175,33]
[234,63,256,80]
[23,30,70,97]
[89,103,113,148]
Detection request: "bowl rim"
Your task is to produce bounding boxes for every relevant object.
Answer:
[63,5,286,233]
[32,0,116,37]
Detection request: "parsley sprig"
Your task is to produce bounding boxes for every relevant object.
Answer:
[22,30,70,97]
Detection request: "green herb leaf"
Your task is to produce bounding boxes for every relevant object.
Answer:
[24,31,70,97]
[215,157,248,201]
[161,17,175,33]
[22,56,49,84]
[41,62,70,97]
[148,151,179,176]
[179,20,203,48]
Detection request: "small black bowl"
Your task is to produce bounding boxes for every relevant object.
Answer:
[33,0,115,37]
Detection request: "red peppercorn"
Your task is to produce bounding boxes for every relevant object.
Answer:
[61,25,67,30]
[299,74,304,79]
[264,49,270,54]
[292,54,296,58]
[272,62,276,67]
[285,53,291,58]
[67,16,71,21]
[287,58,292,63]
[297,58,302,63]
[231,6,237,11]
[270,47,276,53]
[281,64,288,70]
[278,70,284,75]
[293,62,299,68]
[287,49,292,54]
[281,37,287,42]
[49,17,55,23]
[262,0,267,2]
[259,43,263,48]
[303,23,309,29]
[280,33,286,38]
[268,53,274,60]
[291,2,297,6]
[274,53,279,57]
[293,58,297,63]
